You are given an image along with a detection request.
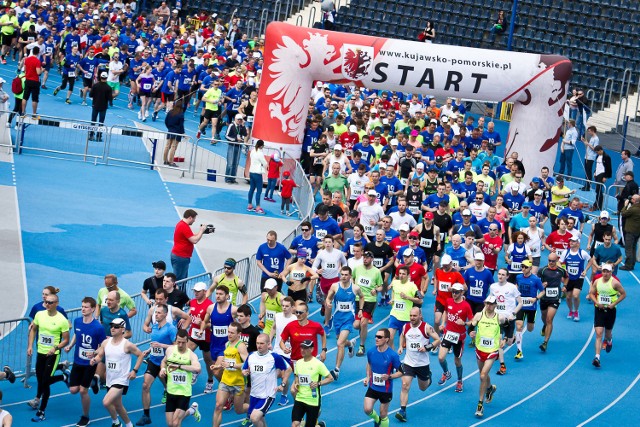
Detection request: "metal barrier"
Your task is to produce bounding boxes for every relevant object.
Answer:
[0,318,32,385]
[16,114,108,163]
[601,77,613,111]
[605,184,625,215]
[191,137,249,181]
[0,108,14,149]
[175,272,213,299]
[106,125,195,172]
[554,173,608,211]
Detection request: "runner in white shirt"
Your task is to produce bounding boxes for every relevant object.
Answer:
[489,268,523,377]
[347,166,370,207]
[269,297,297,406]
[312,235,347,331]
[520,216,545,275]
[358,190,386,238]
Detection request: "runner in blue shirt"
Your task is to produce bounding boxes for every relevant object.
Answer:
[311,208,342,240]
[150,61,168,121]
[364,328,402,427]
[53,45,80,104]
[78,47,98,105]
[289,222,320,265]
[463,253,494,315]
[256,231,293,292]
[176,61,197,108]
[513,260,544,359]
[64,297,107,427]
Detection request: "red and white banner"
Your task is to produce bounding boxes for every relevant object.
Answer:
[253,23,572,177]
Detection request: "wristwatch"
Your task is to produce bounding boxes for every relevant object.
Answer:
[322,347,328,352]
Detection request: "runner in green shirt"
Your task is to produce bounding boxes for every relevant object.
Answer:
[0,9,19,64]
[291,340,333,427]
[196,79,222,140]
[27,293,70,422]
[388,266,423,349]
[352,259,384,356]
[322,162,350,201]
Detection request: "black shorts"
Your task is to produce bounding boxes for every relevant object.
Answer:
[152,90,162,99]
[500,320,515,340]
[540,299,560,311]
[468,300,484,314]
[310,164,324,177]
[291,400,320,426]
[401,363,431,382]
[287,288,307,302]
[145,361,162,378]
[23,79,40,103]
[203,108,221,120]
[69,363,98,388]
[365,387,393,404]
[516,309,537,324]
[161,92,174,103]
[434,300,446,313]
[566,278,584,292]
[594,307,616,330]
[441,336,465,358]
[139,90,151,97]
[197,91,204,100]
[188,336,210,352]
[1,33,13,47]
[108,384,129,395]
[165,393,191,412]
[83,77,93,88]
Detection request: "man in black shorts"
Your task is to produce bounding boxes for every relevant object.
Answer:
[291,340,332,427]
[537,253,567,352]
[588,264,626,368]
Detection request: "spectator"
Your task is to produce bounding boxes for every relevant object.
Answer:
[164,102,185,167]
[489,10,507,39]
[593,146,611,211]
[265,152,283,203]
[620,194,640,271]
[280,170,298,215]
[22,45,42,116]
[88,71,113,142]
[418,21,435,43]
[247,139,269,214]
[580,125,599,191]
[171,209,207,281]
[558,120,578,177]
[615,149,634,189]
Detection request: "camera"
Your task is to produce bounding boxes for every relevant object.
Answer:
[202,224,216,234]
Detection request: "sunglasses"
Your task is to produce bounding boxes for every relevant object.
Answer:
[301,228,310,232]
[110,325,123,329]
[44,300,56,305]
[489,228,498,231]
[294,311,306,315]
[408,236,418,240]
[375,335,385,339]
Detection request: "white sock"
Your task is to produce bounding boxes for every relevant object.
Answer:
[187,407,195,416]
[515,330,523,351]
[112,418,118,424]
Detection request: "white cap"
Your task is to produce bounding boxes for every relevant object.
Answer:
[485,295,497,304]
[403,248,414,257]
[440,254,452,265]
[235,113,245,120]
[370,108,377,114]
[390,139,399,146]
[452,283,465,291]
[264,278,278,290]
[474,252,485,261]
[600,211,610,219]
[602,263,613,271]
[570,235,580,241]
[367,189,377,196]
[0,78,5,84]
[382,118,390,125]
[192,282,207,291]
[535,189,544,195]
[462,209,472,216]
[349,125,357,133]
[399,223,410,231]
[416,162,425,170]
[100,71,108,78]
[272,153,280,162]
[334,144,343,150]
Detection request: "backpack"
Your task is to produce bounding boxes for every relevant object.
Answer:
[11,76,22,95]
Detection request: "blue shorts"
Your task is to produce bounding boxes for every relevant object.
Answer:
[248,396,276,416]
[333,315,354,336]
[210,347,225,361]
[388,315,407,331]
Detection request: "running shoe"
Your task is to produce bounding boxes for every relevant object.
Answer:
[63,368,71,387]
[81,101,87,106]
[348,343,355,358]
[191,372,198,385]
[329,368,339,380]
[317,422,326,427]
[567,311,574,319]
[135,414,151,425]
[247,204,254,212]
[190,402,201,422]
[606,340,613,353]
[91,374,100,394]
[196,131,201,139]
[455,380,463,393]
[204,381,214,393]
[356,345,365,357]
[27,398,40,410]
[395,409,407,422]
[112,421,122,427]
[223,396,233,411]
[76,415,90,426]
[137,111,142,120]
[161,390,167,404]
[514,350,524,360]
[66,99,71,104]
[485,384,497,403]
[496,364,507,375]
[152,112,157,121]
[437,371,451,386]
[430,345,439,354]
[278,394,289,406]
[601,340,608,352]
[592,357,601,368]
[255,207,265,215]
[41,85,47,89]
[573,312,580,322]
[323,324,331,337]
[475,402,484,417]
[539,341,548,352]
[3,365,15,383]
[240,418,252,426]
[53,87,60,96]
[32,411,46,422]
[307,294,312,303]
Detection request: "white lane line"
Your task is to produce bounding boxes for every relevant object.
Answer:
[468,328,595,426]
[576,370,640,426]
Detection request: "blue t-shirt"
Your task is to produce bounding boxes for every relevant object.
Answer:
[510,213,531,231]
[593,244,622,273]
[79,56,98,79]
[463,267,494,303]
[99,307,132,336]
[395,245,427,265]
[477,218,502,234]
[529,202,549,222]
[482,130,501,146]
[366,347,401,393]
[72,317,107,366]
[343,236,368,258]
[380,176,402,206]
[558,207,584,226]
[446,245,468,270]
[256,242,292,277]
[423,193,449,210]
[353,143,376,165]
[503,192,525,212]
[515,273,544,311]
[177,68,197,91]
[149,322,177,366]
[289,235,320,263]
[311,216,342,240]
[63,53,80,76]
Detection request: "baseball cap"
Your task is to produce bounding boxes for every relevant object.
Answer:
[100,71,108,79]
[390,139,399,146]
[474,252,485,261]
[283,171,291,177]
[408,231,419,238]
[452,283,465,292]
[348,210,359,218]
[334,144,343,151]
[600,211,610,219]
[440,254,452,265]
[367,189,377,196]
[423,212,434,220]
[399,223,410,231]
[192,282,207,291]
[435,156,443,162]
[485,295,497,304]
[364,251,374,258]
[522,203,531,209]
[224,258,237,268]
[569,235,580,241]
[602,263,613,271]
[0,78,5,84]
[522,259,533,267]
[300,340,314,349]
[535,189,544,195]
[416,162,425,170]
[403,248,414,257]
[110,318,126,327]
[264,278,278,290]
[296,247,308,258]
[152,260,166,270]
[349,125,357,133]
[462,209,472,216]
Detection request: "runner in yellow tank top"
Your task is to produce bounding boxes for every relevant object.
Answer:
[211,322,248,427]
[470,295,506,418]
[259,278,284,334]
[207,258,248,306]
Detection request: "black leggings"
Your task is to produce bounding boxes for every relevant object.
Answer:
[59,74,76,92]
[35,352,64,411]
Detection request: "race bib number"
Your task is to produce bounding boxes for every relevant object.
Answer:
[531,246,539,254]
[345,149,353,158]
[444,330,460,344]
[68,71,76,77]
[470,287,483,297]
[190,328,204,340]
[545,287,559,298]
[337,301,353,312]
[224,358,237,370]
[373,258,383,268]
[266,310,276,321]
[107,361,120,371]
[420,238,432,248]
[84,72,92,79]
[407,340,422,351]
[79,348,94,360]
[352,188,363,196]
[39,334,55,346]
[252,364,265,372]
[326,263,336,269]
[496,303,506,312]
[315,229,327,239]
[479,336,494,348]
[452,260,460,269]
[151,346,165,357]
[521,297,535,307]
[247,115,254,123]
[372,373,385,386]
[409,205,419,214]
[438,281,450,292]
[568,266,579,276]
[358,277,371,287]
[183,78,191,85]
[171,372,187,385]
[598,294,612,305]
[556,249,566,259]
[298,374,311,385]
[292,272,306,281]
[511,262,521,271]
[364,224,374,234]
[212,326,228,337]
[393,300,405,311]
[143,83,152,90]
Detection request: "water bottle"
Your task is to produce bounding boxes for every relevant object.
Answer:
[311,385,317,398]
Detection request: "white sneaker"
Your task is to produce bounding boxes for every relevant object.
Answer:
[137,111,142,120]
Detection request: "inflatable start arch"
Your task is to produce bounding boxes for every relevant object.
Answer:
[253,22,572,176]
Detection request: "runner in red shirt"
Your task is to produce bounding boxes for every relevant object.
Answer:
[390,224,410,254]
[171,209,206,281]
[187,281,215,393]
[339,125,359,158]
[280,301,326,362]
[397,248,427,298]
[481,226,503,273]
[432,254,465,329]
[544,217,572,259]
[436,283,474,392]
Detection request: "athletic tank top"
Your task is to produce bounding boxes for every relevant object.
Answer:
[244,100,256,123]
[217,274,241,306]
[596,277,618,306]
[593,223,613,248]
[423,177,438,195]
[105,338,131,387]
[475,310,500,353]
[152,306,175,325]
[166,345,193,396]
[563,250,586,280]
[525,227,542,258]
[139,75,154,91]
[263,293,283,335]
[188,298,213,342]
[209,303,233,351]
[419,225,437,255]
[508,243,527,273]
[0,409,8,423]
[221,341,245,386]
[406,186,422,217]
[333,283,356,318]
[402,322,430,367]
